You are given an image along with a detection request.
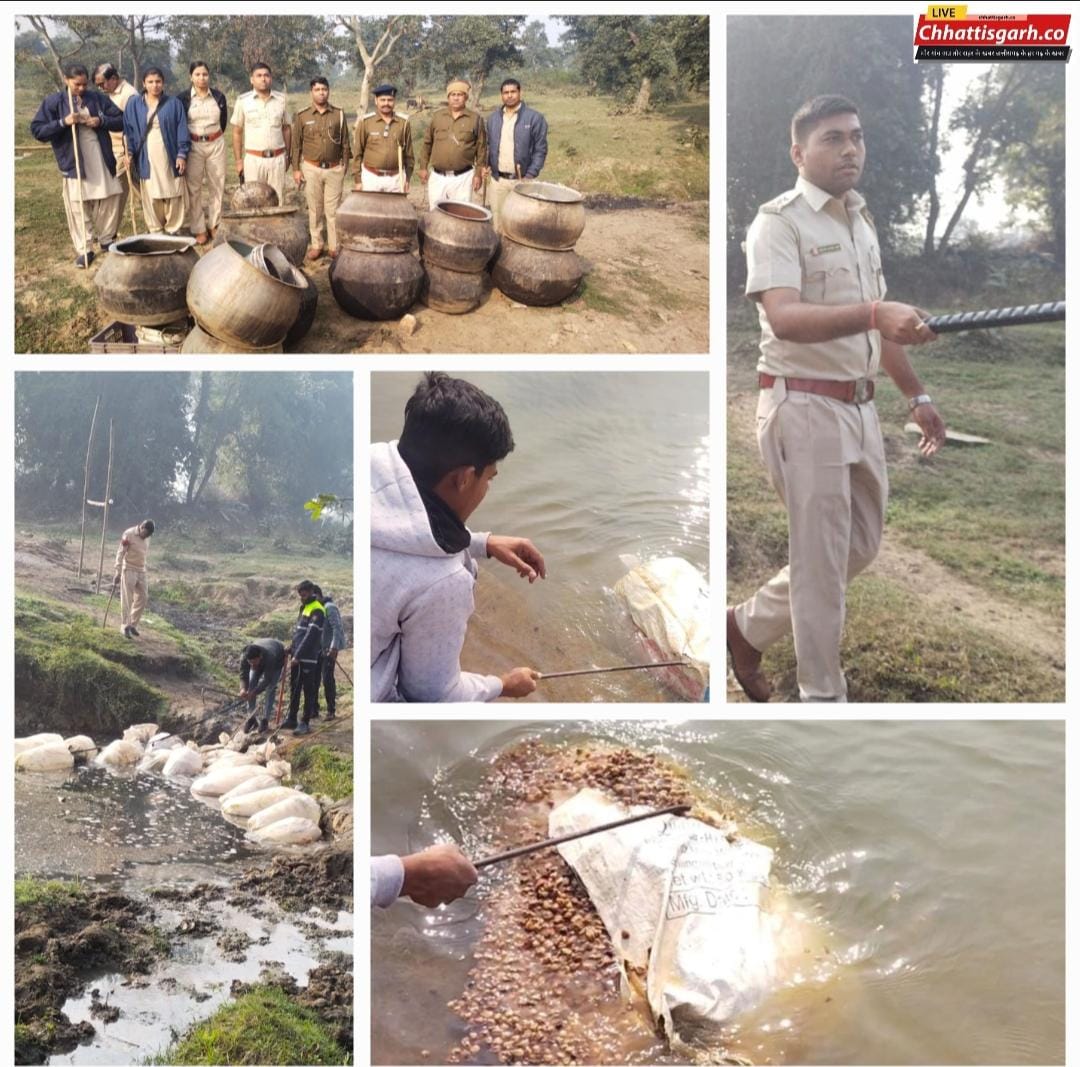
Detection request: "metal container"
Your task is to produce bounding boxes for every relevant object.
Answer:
[335,189,417,253]
[93,234,198,325]
[230,181,279,212]
[492,236,586,307]
[418,201,499,274]
[284,277,319,350]
[213,205,310,267]
[180,322,283,354]
[330,249,423,320]
[186,239,307,348]
[501,181,586,251]
[421,262,488,315]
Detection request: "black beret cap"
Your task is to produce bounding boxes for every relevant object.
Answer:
[373,84,397,97]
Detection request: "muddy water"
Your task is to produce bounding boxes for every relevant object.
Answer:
[15,766,354,1065]
[371,372,710,702]
[371,720,1065,1065]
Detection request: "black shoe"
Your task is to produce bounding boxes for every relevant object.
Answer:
[122,625,134,639]
[325,711,336,721]
[128,626,140,636]
[75,251,96,268]
[281,718,298,730]
[310,710,319,720]
[259,718,269,731]
[293,722,311,736]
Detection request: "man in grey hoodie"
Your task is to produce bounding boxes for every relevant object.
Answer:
[371,372,545,702]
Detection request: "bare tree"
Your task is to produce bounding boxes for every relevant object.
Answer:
[23,15,90,87]
[110,15,165,86]
[336,15,417,117]
[922,66,945,257]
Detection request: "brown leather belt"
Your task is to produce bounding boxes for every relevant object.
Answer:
[247,147,285,158]
[758,373,875,404]
[363,163,399,176]
[304,158,342,169]
[434,166,472,176]
[191,130,223,142]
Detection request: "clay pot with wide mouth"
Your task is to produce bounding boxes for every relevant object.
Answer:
[491,236,585,307]
[213,205,310,267]
[230,181,279,212]
[329,249,423,320]
[418,201,499,274]
[94,234,199,325]
[335,189,417,253]
[421,262,489,315]
[500,181,586,251]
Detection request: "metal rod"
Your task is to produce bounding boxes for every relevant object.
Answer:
[474,803,691,869]
[540,659,690,680]
[924,301,1065,334]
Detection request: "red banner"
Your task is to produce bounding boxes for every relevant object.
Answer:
[915,14,1071,47]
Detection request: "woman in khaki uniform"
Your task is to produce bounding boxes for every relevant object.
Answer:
[178,62,227,244]
[123,68,190,235]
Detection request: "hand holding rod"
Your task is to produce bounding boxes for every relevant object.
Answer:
[474,803,692,869]
[923,301,1065,334]
[540,659,690,680]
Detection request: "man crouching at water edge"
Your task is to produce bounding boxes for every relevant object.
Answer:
[371,372,545,702]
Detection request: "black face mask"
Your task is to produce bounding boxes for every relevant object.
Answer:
[414,482,470,554]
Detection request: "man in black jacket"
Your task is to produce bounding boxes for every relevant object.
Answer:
[285,580,326,735]
[239,638,286,730]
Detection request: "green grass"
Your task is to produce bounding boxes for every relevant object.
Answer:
[242,608,297,644]
[148,985,349,1066]
[15,876,85,909]
[291,745,353,800]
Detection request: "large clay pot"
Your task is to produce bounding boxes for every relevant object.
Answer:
[187,239,307,348]
[421,262,487,315]
[492,236,585,307]
[94,234,198,325]
[230,181,279,212]
[418,201,498,274]
[284,277,319,350]
[501,181,586,251]
[330,250,423,320]
[335,189,416,253]
[180,322,283,354]
[214,206,310,267]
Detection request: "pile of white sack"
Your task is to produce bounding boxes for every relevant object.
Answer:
[14,721,323,848]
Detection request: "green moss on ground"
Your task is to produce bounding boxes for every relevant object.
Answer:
[291,745,353,800]
[149,985,350,1066]
[14,876,84,909]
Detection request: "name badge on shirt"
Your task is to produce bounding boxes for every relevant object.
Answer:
[809,243,842,256]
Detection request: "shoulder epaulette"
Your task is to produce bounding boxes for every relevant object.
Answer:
[759,189,801,215]
[362,111,377,120]
[395,111,410,120]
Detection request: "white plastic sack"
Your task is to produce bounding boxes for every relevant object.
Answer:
[64,735,98,761]
[205,750,261,768]
[247,793,321,832]
[614,556,710,694]
[221,785,298,819]
[551,788,777,1044]
[219,774,279,805]
[191,763,270,797]
[123,723,158,746]
[147,732,182,751]
[16,741,75,772]
[249,815,321,845]
[266,759,291,779]
[15,733,64,756]
[139,749,172,773]
[96,739,144,766]
[163,747,204,778]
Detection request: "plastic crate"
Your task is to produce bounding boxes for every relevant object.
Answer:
[88,320,186,354]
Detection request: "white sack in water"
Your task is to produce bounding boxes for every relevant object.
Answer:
[139,749,172,773]
[221,785,298,818]
[15,733,64,756]
[64,735,98,761]
[191,763,272,797]
[551,788,777,1044]
[96,739,144,766]
[220,774,279,805]
[250,815,321,845]
[614,556,710,691]
[148,732,182,751]
[16,741,75,772]
[163,747,204,778]
[247,793,322,832]
[123,723,158,746]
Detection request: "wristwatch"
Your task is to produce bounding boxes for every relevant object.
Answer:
[908,393,933,411]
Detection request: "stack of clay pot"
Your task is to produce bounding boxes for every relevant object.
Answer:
[94,234,199,335]
[182,239,310,353]
[330,190,423,320]
[213,182,310,267]
[492,182,587,306]
[418,201,499,314]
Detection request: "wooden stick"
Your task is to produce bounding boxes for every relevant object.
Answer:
[475,803,691,869]
[77,395,100,579]
[123,132,138,236]
[540,659,690,680]
[397,141,404,193]
[68,87,88,258]
[94,419,114,594]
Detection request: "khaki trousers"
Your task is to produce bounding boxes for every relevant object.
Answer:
[140,184,186,235]
[185,137,226,235]
[120,567,148,628]
[62,183,123,255]
[734,382,888,702]
[302,161,346,251]
[243,153,287,205]
[486,175,521,234]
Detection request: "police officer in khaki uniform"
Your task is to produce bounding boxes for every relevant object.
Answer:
[727,94,946,704]
[355,84,413,193]
[419,79,487,209]
[291,77,350,260]
[230,62,291,204]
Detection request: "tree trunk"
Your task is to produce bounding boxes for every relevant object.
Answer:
[472,73,487,111]
[632,76,652,114]
[359,63,373,117]
[185,371,211,506]
[923,67,945,256]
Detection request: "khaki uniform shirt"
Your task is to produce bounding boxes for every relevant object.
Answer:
[231,90,290,152]
[355,112,414,178]
[497,105,520,174]
[115,527,149,573]
[187,90,222,137]
[107,78,138,157]
[291,104,350,170]
[746,176,885,380]
[421,107,487,173]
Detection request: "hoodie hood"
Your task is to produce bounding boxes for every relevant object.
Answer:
[371,440,453,558]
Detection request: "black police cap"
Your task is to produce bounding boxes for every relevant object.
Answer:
[373,84,397,97]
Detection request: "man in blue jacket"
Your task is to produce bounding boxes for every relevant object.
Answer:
[485,78,548,234]
[31,64,125,267]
